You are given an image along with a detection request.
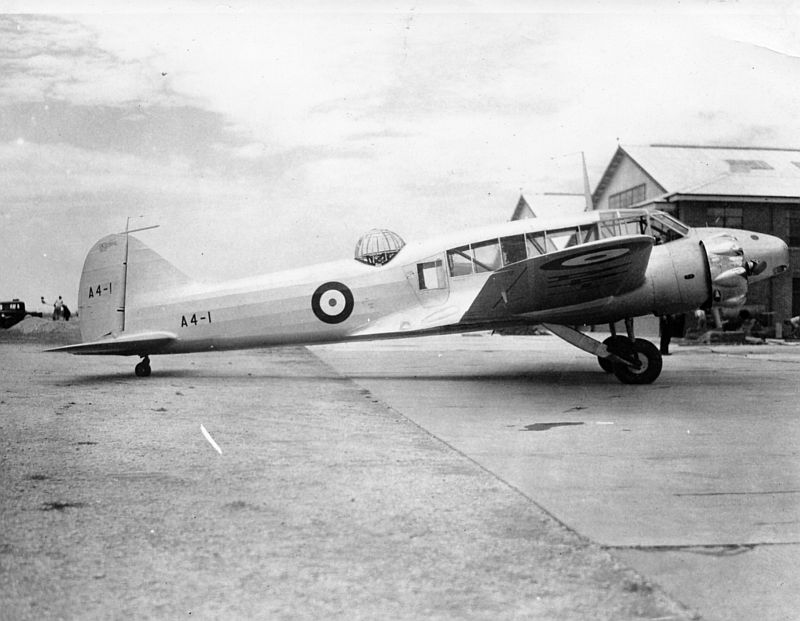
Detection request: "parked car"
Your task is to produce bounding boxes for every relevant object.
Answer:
[0,299,43,329]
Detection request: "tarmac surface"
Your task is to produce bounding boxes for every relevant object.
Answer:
[1,322,797,619]
[313,334,800,621]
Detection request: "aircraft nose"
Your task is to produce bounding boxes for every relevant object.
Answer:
[740,232,790,282]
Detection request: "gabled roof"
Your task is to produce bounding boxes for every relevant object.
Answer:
[593,144,800,203]
[508,193,587,221]
[510,194,536,220]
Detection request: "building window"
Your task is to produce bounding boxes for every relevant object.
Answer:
[725,159,773,172]
[789,217,800,247]
[793,279,800,317]
[707,206,743,229]
[608,184,646,209]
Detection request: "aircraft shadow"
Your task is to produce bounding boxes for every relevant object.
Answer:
[48,369,346,387]
[339,369,625,386]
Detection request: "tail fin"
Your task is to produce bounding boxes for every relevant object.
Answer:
[78,234,192,342]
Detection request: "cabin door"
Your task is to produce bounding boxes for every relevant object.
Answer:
[404,254,450,307]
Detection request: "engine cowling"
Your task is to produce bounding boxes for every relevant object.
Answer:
[702,233,749,307]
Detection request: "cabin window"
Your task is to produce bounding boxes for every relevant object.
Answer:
[447,245,474,277]
[579,223,600,243]
[500,235,527,265]
[526,232,547,255]
[471,239,502,273]
[417,259,446,290]
[547,227,581,250]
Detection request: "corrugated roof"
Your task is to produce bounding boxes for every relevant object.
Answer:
[598,144,800,201]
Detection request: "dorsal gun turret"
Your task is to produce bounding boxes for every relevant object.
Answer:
[354,228,405,266]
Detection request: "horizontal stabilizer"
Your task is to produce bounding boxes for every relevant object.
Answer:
[46,331,178,356]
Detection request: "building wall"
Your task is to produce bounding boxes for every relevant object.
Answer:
[593,155,665,209]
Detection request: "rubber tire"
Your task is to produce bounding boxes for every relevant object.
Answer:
[134,361,151,377]
[598,335,630,373]
[612,338,662,384]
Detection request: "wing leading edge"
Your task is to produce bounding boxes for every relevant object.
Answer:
[46,331,178,356]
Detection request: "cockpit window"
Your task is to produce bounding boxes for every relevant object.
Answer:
[596,211,687,245]
[444,210,690,278]
[599,214,648,239]
[648,212,689,244]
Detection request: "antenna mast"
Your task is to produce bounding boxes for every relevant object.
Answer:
[581,151,594,211]
[119,218,159,333]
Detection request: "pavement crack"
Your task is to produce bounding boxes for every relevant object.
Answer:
[604,541,800,556]
[674,490,800,497]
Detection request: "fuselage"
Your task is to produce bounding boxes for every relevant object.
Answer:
[103,209,790,355]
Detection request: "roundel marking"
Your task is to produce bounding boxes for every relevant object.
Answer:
[311,281,354,324]
[541,245,634,271]
[559,247,630,268]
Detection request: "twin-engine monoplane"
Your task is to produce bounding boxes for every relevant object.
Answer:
[50,208,789,384]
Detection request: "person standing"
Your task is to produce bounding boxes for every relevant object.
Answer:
[659,314,673,355]
[53,296,64,321]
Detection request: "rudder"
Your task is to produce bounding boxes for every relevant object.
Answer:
[78,234,193,342]
[78,235,127,342]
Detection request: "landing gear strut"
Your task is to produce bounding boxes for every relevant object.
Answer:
[543,321,663,385]
[134,356,151,378]
[598,323,627,374]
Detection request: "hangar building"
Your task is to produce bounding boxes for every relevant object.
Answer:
[591,144,800,323]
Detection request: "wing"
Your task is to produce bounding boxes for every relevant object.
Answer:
[46,331,178,356]
[460,234,654,323]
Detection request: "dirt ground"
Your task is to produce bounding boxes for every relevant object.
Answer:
[0,322,695,620]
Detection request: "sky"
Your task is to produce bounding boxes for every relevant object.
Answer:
[2,0,800,310]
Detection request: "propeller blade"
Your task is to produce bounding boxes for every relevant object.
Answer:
[745,260,767,277]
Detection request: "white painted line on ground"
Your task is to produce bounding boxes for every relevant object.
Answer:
[200,424,222,454]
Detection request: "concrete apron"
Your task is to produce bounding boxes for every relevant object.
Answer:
[312,333,800,621]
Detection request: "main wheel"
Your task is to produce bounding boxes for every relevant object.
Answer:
[598,335,630,373]
[612,338,662,384]
[134,360,151,377]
